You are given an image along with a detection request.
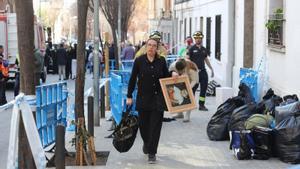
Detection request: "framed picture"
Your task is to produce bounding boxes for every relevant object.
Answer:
[159,75,197,113]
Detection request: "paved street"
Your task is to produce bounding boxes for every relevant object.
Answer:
[0,73,297,169]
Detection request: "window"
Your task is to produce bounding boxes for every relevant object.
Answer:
[179,20,183,42]
[184,18,187,39]
[189,17,192,36]
[200,17,204,32]
[195,17,198,33]
[266,9,284,46]
[206,17,211,55]
[267,0,284,47]
[215,15,221,60]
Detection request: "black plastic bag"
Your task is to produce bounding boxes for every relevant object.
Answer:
[238,83,255,104]
[252,126,273,160]
[228,103,257,131]
[112,107,138,153]
[207,96,245,141]
[275,101,300,125]
[256,89,283,115]
[275,111,300,163]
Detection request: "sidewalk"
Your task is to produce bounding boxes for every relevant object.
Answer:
[58,96,295,169]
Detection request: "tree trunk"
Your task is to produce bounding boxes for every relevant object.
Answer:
[111,29,119,69]
[15,0,37,168]
[75,0,89,120]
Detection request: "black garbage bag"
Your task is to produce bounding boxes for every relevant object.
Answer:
[207,96,245,141]
[283,94,298,102]
[228,103,257,131]
[275,111,300,163]
[238,83,255,104]
[112,107,139,153]
[256,88,282,115]
[275,101,300,125]
[252,126,273,160]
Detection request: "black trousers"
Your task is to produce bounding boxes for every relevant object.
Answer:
[138,110,164,155]
[14,72,20,97]
[198,70,208,105]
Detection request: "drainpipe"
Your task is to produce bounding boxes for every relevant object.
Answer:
[230,0,236,88]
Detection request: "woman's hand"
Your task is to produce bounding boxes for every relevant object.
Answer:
[172,71,179,77]
[126,98,133,105]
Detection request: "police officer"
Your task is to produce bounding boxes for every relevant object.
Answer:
[187,31,214,111]
[135,31,168,58]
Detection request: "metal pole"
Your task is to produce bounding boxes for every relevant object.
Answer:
[118,0,122,69]
[88,96,94,136]
[55,125,65,169]
[93,0,100,126]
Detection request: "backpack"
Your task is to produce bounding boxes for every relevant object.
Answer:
[230,130,255,160]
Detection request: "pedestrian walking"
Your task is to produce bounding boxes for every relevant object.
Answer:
[187,31,214,111]
[169,58,199,122]
[178,36,193,58]
[34,48,43,85]
[121,43,135,60]
[56,43,67,80]
[65,45,73,79]
[126,38,170,164]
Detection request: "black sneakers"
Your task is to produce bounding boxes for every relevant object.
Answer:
[198,105,208,111]
[148,154,156,164]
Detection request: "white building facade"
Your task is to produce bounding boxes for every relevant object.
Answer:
[174,0,235,87]
[148,0,174,50]
[174,0,300,99]
[233,0,300,97]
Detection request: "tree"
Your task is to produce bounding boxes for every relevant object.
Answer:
[15,0,37,168]
[75,0,89,123]
[89,0,136,69]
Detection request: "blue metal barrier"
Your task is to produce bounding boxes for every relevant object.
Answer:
[36,82,68,148]
[166,57,177,67]
[110,72,123,124]
[109,60,116,70]
[110,70,137,124]
[240,68,258,102]
[121,60,134,70]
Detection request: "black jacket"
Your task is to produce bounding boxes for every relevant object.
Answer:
[189,45,208,71]
[127,54,170,111]
[56,48,67,65]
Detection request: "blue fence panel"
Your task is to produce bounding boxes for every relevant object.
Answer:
[36,82,68,148]
[110,72,123,124]
[110,70,137,124]
[240,68,258,102]
[166,57,177,67]
[109,60,116,70]
[121,60,134,71]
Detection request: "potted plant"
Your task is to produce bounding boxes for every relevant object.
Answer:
[265,8,283,44]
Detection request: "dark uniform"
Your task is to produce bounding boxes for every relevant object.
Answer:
[127,54,169,155]
[189,45,209,107]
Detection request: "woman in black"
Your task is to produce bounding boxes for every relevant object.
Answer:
[126,38,169,164]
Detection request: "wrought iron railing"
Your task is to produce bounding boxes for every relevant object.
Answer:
[267,13,284,47]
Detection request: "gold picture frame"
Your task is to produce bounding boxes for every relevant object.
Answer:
[159,75,197,113]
